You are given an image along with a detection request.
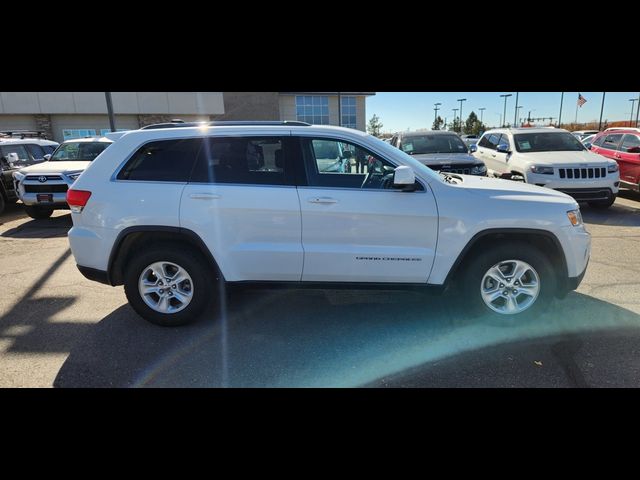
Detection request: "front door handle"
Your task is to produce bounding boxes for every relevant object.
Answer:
[189,193,221,200]
[308,197,338,204]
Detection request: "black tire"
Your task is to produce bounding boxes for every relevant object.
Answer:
[588,194,616,209]
[24,205,54,219]
[0,194,5,215]
[461,242,556,323]
[123,242,219,326]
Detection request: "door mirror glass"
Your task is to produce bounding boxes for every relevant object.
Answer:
[496,143,510,153]
[469,144,477,153]
[43,154,52,161]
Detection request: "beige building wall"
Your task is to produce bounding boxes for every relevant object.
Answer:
[279,95,296,121]
[0,115,37,131]
[356,96,367,132]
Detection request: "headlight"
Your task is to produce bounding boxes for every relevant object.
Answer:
[68,172,82,181]
[607,162,619,173]
[13,171,25,182]
[567,209,583,227]
[470,164,487,175]
[530,165,554,174]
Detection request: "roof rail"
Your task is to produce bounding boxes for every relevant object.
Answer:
[604,127,640,133]
[140,120,311,130]
[0,130,48,139]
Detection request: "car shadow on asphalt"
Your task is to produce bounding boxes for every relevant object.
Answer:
[1,213,72,238]
[53,288,640,388]
[580,199,640,227]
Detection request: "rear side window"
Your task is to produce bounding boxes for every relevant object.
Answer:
[602,134,623,151]
[117,138,202,182]
[189,136,290,185]
[621,134,640,151]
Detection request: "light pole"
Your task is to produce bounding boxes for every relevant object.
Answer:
[629,98,638,127]
[479,107,486,124]
[558,92,564,127]
[500,94,512,127]
[513,92,519,126]
[598,92,606,131]
[636,92,640,128]
[457,98,467,133]
[434,102,441,127]
[105,92,116,132]
[452,108,458,131]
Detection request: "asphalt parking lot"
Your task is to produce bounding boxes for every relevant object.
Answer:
[1,191,640,388]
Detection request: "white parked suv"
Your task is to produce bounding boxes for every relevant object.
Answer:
[13,136,113,218]
[471,128,619,208]
[66,121,591,326]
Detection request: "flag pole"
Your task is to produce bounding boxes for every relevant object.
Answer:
[575,96,579,125]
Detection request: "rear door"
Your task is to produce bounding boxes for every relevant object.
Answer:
[617,134,640,186]
[0,144,35,197]
[297,135,438,283]
[180,135,303,282]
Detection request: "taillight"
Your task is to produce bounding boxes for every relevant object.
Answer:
[66,189,92,213]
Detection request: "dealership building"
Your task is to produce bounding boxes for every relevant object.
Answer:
[0,92,374,142]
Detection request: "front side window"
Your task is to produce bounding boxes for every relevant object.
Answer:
[25,144,45,160]
[592,134,606,147]
[296,96,329,125]
[513,132,585,153]
[305,137,419,190]
[51,141,110,161]
[399,134,468,155]
[497,134,511,150]
[341,96,357,129]
[190,137,290,186]
[118,138,201,182]
[0,144,31,166]
[602,134,624,151]
[621,134,640,152]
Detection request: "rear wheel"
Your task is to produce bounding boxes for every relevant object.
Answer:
[123,243,219,326]
[461,242,556,322]
[24,205,54,219]
[0,194,5,215]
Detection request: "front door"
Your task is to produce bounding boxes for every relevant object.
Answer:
[618,134,640,186]
[298,136,438,283]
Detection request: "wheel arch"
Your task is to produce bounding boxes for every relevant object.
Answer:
[444,228,569,296]
[107,226,224,286]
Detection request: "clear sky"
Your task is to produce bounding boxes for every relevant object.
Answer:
[367,92,640,133]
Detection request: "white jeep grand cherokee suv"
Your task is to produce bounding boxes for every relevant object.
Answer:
[471,128,619,208]
[66,121,591,326]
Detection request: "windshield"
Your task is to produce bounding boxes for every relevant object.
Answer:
[367,135,441,182]
[50,141,110,161]
[513,132,585,153]
[400,134,468,155]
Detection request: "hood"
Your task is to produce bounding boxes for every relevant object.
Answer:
[520,150,610,166]
[455,175,578,206]
[411,152,480,165]
[18,161,91,175]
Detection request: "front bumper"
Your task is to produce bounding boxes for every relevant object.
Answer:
[14,174,74,207]
[525,171,619,197]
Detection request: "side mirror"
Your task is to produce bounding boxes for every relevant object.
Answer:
[43,154,52,161]
[469,144,478,153]
[496,144,510,153]
[626,146,640,154]
[393,165,416,191]
[583,142,592,150]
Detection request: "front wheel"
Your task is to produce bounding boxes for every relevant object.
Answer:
[462,243,556,321]
[123,243,218,326]
[24,205,54,219]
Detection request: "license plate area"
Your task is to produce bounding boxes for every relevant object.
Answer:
[37,194,53,203]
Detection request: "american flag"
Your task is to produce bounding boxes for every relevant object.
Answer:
[577,93,587,108]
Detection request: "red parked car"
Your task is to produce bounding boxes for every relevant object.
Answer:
[590,128,640,191]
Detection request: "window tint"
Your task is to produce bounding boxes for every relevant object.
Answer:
[305,137,420,190]
[621,134,640,152]
[190,137,289,185]
[602,134,623,151]
[117,138,202,182]
[51,141,110,161]
[399,134,467,154]
[25,144,45,160]
[592,134,605,147]
[42,145,57,155]
[497,134,510,150]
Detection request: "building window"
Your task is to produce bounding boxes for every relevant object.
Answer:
[296,96,329,125]
[341,96,357,129]
[62,129,97,140]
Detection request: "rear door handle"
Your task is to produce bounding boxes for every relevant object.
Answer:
[189,193,221,200]
[308,197,338,204]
